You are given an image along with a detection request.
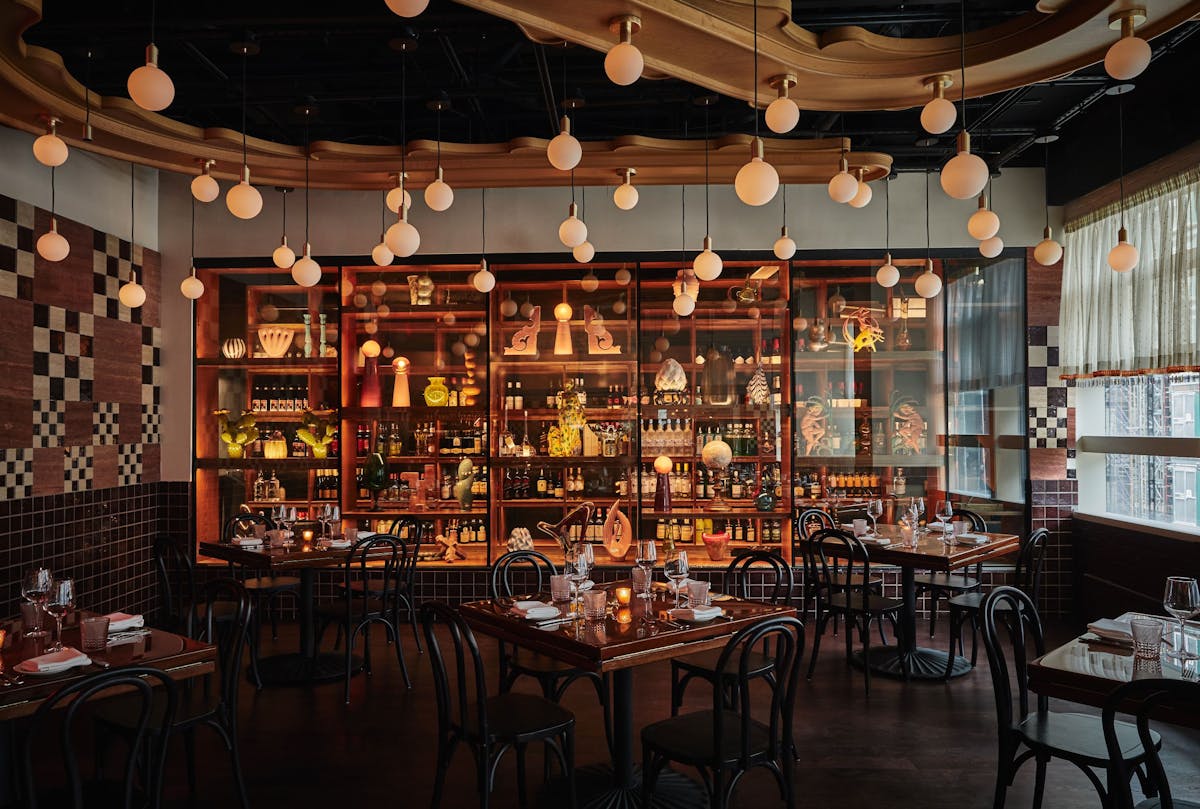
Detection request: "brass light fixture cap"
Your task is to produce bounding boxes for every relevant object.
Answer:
[615,167,637,179]
[768,74,798,91]
[1108,7,1147,29]
[608,15,642,36]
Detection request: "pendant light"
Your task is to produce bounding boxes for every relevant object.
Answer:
[226,43,263,219]
[32,116,68,167]
[967,191,1000,240]
[939,0,989,200]
[424,99,454,211]
[385,0,430,18]
[1105,7,1152,81]
[127,0,175,112]
[613,168,639,210]
[180,194,205,300]
[271,188,295,268]
[765,74,799,134]
[605,15,643,86]
[191,158,219,203]
[82,49,94,142]
[1108,91,1138,273]
[558,170,588,248]
[386,52,420,257]
[291,117,322,288]
[920,74,957,135]
[1033,138,1064,265]
[385,172,411,214]
[371,190,394,267]
[473,188,496,292]
[119,163,146,308]
[977,177,1004,257]
[828,152,858,204]
[36,165,70,262]
[734,0,779,206]
[572,186,595,262]
[773,184,796,260]
[876,178,899,288]
[548,51,583,171]
[674,185,697,316]
[914,173,943,299]
[500,292,518,318]
[693,97,723,281]
[849,169,873,208]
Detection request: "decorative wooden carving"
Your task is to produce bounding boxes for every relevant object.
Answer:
[584,305,621,355]
[503,306,541,355]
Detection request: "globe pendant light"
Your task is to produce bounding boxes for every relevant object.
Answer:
[693,96,723,281]
[848,169,873,208]
[979,234,1004,258]
[271,188,296,269]
[1032,137,1064,265]
[919,74,956,135]
[966,193,1000,240]
[613,168,639,210]
[559,202,587,248]
[371,190,394,267]
[828,154,858,204]
[292,118,322,288]
[180,194,205,300]
[191,158,219,203]
[127,2,174,112]
[385,206,420,257]
[1105,8,1152,81]
[385,172,412,214]
[673,192,698,318]
[425,100,454,211]
[385,0,430,18]
[914,173,943,299]
[604,15,643,86]
[939,1,988,200]
[385,49,420,259]
[1108,92,1138,273]
[226,44,262,219]
[734,0,779,206]
[473,188,496,293]
[765,74,800,134]
[547,115,583,171]
[119,162,146,309]
[36,166,70,263]
[571,185,595,262]
[773,184,796,260]
[32,116,68,167]
[876,178,900,288]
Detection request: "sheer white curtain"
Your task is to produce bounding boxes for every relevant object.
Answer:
[947,258,1025,390]
[1060,167,1200,377]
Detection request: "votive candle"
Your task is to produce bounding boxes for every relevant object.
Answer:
[615,586,632,606]
[302,529,314,542]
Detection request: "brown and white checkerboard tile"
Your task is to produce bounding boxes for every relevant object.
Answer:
[92,233,142,325]
[1,448,33,499]
[0,196,34,302]
[64,445,94,492]
[32,302,94,403]
[93,402,120,445]
[117,443,142,486]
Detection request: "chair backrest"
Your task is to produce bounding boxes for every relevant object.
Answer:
[153,535,197,635]
[807,528,876,610]
[421,602,492,745]
[491,550,558,600]
[1015,528,1049,606]
[223,512,269,541]
[710,615,806,766]
[953,506,987,532]
[980,586,1047,736]
[724,550,794,606]
[386,517,425,544]
[385,519,424,592]
[1103,678,1199,809]
[194,578,252,716]
[795,508,835,541]
[23,667,177,809]
[341,535,405,622]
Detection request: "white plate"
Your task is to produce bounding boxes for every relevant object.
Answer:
[514,600,548,611]
[521,606,561,621]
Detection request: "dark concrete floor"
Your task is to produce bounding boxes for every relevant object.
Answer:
[158,618,1200,809]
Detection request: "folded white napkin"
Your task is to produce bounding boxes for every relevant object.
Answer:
[515,603,561,621]
[1087,618,1134,643]
[670,605,723,622]
[231,536,263,547]
[927,522,950,532]
[577,579,595,592]
[955,533,989,545]
[327,539,352,549]
[858,536,891,546]
[104,612,144,632]
[21,647,91,672]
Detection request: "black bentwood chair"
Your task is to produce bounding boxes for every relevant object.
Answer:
[806,528,903,696]
[223,513,301,645]
[943,528,1049,680]
[422,602,577,809]
[317,534,414,702]
[1103,678,1200,809]
[96,579,253,809]
[794,510,886,642]
[670,550,793,716]
[23,668,177,809]
[347,516,427,652]
[980,586,1160,809]
[913,506,988,638]
[642,614,805,809]
[490,550,612,756]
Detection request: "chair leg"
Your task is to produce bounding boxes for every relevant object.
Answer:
[592,673,614,758]
[944,608,961,681]
[227,722,251,809]
[183,727,197,794]
[268,593,281,640]
[564,727,577,809]
[393,618,413,689]
[928,590,940,638]
[1032,754,1048,809]
[862,617,873,695]
[808,614,827,680]
[476,746,492,809]
[969,615,980,667]
[992,742,1014,809]
[670,663,684,717]
[431,737,457,809]
[400,593,423,653]
[843,612,853,667]
[344,624,355,705]
[515,742,528,809]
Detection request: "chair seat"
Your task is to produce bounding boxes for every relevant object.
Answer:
[672,647,776,681]
[335,580,402,597]
[243,575,301,592]
[642,710,773,766]
[827,591,904,615]
[1134,800,1200,809]
[463,692,574,743]
[316,598,389,621]
[947,592,987,611]
[1015,712,1159,766]
[913,572,980,592]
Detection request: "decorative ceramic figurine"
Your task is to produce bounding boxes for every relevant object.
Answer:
[318,313,328,358]
[701,439,733,511]
[302,314,313,358]
[214,409,256,459]
[453,458,477,509]
[601,501,633,560]
[257,326,294,358]
[360,451,388,511]
[507,527,534,553]
[423,376,449,407]
[221,338,246,359]
[296,409,336,458]
[808,320,829,352]
[799,397,832,456]
[536,502,594,556]
[746,364,770,405]
[842,307,885,353]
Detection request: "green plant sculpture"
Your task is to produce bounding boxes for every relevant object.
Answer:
[214,409,256,459]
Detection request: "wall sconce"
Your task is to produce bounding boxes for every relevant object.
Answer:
[553,301,574,355]
[392,356,411,407]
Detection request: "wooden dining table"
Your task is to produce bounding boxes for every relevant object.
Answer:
[460,583,794,809]
[820,523,1021,680]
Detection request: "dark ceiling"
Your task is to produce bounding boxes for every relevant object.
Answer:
[22,1,1200,204]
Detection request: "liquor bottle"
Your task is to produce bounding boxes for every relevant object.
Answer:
[504,381,514,409]
[746,520,757,543]
[553,472,564,499]
[448,381,459,408]
[387,424,404,457]
[809,473,822,499]
[441,474,452,500]
[513,381,524,410]
[730,469,744,499]
[857,414,872,456]
[536,468,548,498]
[292,430,307,458]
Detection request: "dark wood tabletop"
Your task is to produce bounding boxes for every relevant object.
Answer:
[823,524,1021,571]
[0,616,216,722]
[460,583,795,673]
[199,538,393,570]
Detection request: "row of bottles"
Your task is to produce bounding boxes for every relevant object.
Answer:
[250,379,311,414]
[502,466,624,500]
[314,468,340,500]
[251,470,285,502]
[695,422,760,456]
[792,469,909,499]
[652,517,786,544]
[445,518,488,544]
[641,420,693,456]
[356,422,487,458]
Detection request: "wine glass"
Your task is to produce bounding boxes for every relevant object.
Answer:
[936,500,954,538]
[21,568,53,638]
[867,499,883,534]
[911,497,927,535]
[1163,577,1200,661]
[282,506,298,546]
[634,540,657,600]
[45,578,74,652]
[272,504,286,530]
[664,550,690,608]
[566,551,591,618]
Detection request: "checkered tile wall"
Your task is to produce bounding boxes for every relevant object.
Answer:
[0,193,161,499]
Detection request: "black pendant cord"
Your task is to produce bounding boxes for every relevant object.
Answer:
[570,168,576,205]
[680,184,686,264]
[959,0,968,129]
[752,0,759,139]
[400,55,407,181]
[1043,142,1051,230]
[84,49,92,133]
[379,189,386,234]
[884,177,890,252]
[190,193,196,266]
[281,188,287,236]
[703,102,711,236]
[240,47,248,168]
[49,166,56,218]
[150,0,157,43]
[480,187,486,256]
[925,171,931,260]
[435,103,442,172]
[580,184,586,220]
[130,162,137,283]
[1117,92,1126,230]
[304,120,311,247]
[781,182,787,228]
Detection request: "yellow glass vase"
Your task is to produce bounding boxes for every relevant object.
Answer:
[423,376,449,407]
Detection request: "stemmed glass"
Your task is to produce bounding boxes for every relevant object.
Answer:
[1163,577,1200,661]
[664,550,690,608]
[936,500,954,539]
[281,506,298,546]
[634,540,657,600]
[272,504,287,530]
[910,497,926,535]
[566,550,591,619]
[21,568,53,639]
[867,499,883,534]
[45,578,74,652]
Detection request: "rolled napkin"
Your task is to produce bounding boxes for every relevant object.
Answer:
[669,605,723,622]
[1086,617,1136,644]
[104,612,144,632]
[21,647,91,672]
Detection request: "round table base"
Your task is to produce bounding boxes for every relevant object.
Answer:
[539,765,706,809]
[252,653,362,686]
[852,645,973,680]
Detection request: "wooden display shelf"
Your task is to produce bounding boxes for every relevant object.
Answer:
[640,507,790,518]
[343,507,490,518]
[343,406,487,419]
[793,350,940,366]
[499,497,625,505]
[243,412,308,422]
[196,458,333,470]
[195,357,339,371]
[643,404,788,417]
[245,499,338,508]
[494,455,634,466]
[794,454,943,468]
[501,408,636,418]
[494,359,635,371]
[350,454,488,463]
[637,455,777,463]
